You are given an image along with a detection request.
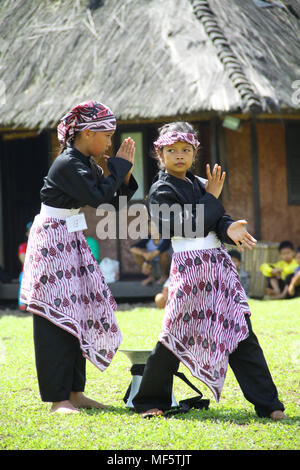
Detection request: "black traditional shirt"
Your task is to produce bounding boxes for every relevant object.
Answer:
[147,170,235,244]
[40,147,138,209]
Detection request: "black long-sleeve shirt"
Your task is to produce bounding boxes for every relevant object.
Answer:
[40,147,138,209]
[147,170,235,245]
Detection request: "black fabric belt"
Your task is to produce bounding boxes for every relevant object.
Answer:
[124,364,210,416]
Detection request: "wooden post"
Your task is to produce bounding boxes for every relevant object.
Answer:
[250,117,261,240]
[218,124,230,201]
[209,116,219,167]
[0,136,4,268]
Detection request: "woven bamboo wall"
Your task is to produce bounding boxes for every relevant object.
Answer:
[225,242,279,298]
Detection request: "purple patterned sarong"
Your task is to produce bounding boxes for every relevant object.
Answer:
[159,246,250,401]
[20,214,122,371]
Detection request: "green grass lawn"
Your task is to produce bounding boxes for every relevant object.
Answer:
[0,298,299,451]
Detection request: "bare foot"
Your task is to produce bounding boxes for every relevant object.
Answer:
[269,292,287,300]
[69,391,108,409]
[141,408,164,419]
[270,410,286,421]
[156,275,167,285]
[266,288,276,296]
[51,400,80,414]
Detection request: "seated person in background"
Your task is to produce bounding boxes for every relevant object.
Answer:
[272,247,300,299]
[260,240,298,297]
[86,235,100,264]
[287,247,300,297]
[130,237,171,286]
[154,277,169,309]
[228,249,250,296]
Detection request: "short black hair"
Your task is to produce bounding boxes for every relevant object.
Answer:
[228,249,241,261]
[278,240,294,251]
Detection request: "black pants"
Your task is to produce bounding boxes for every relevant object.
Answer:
[33,314,86,402]
[132,316,284,418]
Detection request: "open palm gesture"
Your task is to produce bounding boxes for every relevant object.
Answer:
[227,220,257,252]
[205,164,226,199]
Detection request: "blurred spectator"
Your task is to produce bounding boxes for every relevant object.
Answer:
[18,221,32,310]
[130,237,171,286]
[228,249,250,296]
[287,247,300,298]
[271,247,300,300]
[260,241,298,298]
[86,236,100,264]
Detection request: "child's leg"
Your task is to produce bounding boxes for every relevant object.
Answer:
[229,315,285,419]
[131,252,146,270]
[267,277,281,295]
[270,285,289,299]
[155,287,168,308]
[288,272,300,297]
[33,314,85,411]
[294,271,300,286]
[69,348,107,409]
[141,262,155,285]
[132,341,180,414]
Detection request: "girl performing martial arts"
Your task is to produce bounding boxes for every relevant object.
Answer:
[20,100,137,414]
[132,122,285,421]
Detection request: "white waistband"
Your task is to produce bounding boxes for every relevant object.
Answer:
[40,203,80,219]
[171,232,221,252]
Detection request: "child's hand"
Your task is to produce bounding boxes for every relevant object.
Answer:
[144,250,160,262]
[227,220,257,252]
[205,164,226,199]
[116,137,135,166]
[116,137,135,184]
[271,268,282,279]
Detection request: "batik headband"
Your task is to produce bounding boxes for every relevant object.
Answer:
[57,100,116,146]
[153,131,200,151]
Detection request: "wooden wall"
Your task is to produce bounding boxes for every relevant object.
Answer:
[50,131,141,275]
[223,120,300,247]
[257,121,300,246]
[49,118,300,278]
[222,122,255,235]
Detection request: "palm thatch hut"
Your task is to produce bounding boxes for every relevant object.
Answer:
[0,0,300,298]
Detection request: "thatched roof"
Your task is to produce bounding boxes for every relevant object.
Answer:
[0,0,299,129]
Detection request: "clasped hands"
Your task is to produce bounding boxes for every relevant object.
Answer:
[100,137,135,185]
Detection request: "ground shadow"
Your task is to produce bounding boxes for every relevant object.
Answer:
[0,301,32,318]
[82,405,299,425]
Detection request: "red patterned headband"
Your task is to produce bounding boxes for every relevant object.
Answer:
[154,131,200,151]
[57,100,116,145]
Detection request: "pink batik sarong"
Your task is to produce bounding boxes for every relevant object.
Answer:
[20,214,122,372]
[159,246,250,401]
